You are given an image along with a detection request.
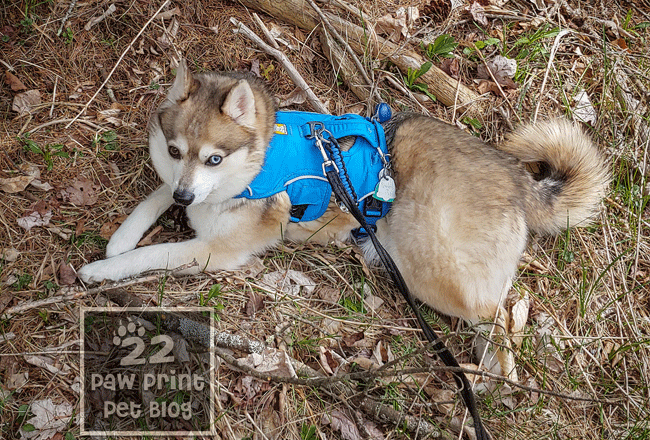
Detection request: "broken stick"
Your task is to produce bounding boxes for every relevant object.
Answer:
[230,17,328,114]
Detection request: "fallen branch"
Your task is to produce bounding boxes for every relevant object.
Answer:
[238,0,483,114]
[230,17,328,114]
[318,28,372,104]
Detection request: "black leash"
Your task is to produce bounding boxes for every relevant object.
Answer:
[310,126,490,440]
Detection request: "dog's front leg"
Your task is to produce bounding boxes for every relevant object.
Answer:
[105,184,174,257]
[78,194,292,283]
[78,238,234,283]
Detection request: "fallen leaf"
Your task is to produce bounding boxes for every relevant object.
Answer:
[1,248,19,262]
[5,70,26,91]
[342,331,365,347]
[363,293,384,313]
[477,79,501,95]
[59,263,77,286]
[99,215,126,240]
[278,87,307,108]
[170,333,191,364]
[376,7,419,42]
[19,398,74,440]
[322,410,361,440]
[12,89,41,115]
[440,57,460,79]
[468,1,488,26]
[244,291,265,316]
[0,175,34,193]
[7,371,28,390]
[477,55,517,88]
[260,270,317,296]
[60,178,99,206]
[240,348,297,378]
[250,59,261,78]
[572,89,597,125]
[24,355,70,375]
[17,210,52,231]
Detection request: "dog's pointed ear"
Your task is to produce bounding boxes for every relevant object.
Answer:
[167,59,199,102]
[222,79,256,129]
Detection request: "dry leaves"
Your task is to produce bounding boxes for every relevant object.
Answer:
[5,70,26,91]
[376,6,420,42]
[12,90,41,116]
[19,398,74,440]
[59,178,99,206]
[59,263,77,286]
[572,89,597,124]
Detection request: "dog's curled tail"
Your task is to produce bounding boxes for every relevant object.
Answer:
[500,119,610,235]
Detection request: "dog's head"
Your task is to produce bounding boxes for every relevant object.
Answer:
[148,60,276,206]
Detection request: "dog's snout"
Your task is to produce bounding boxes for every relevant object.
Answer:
[173,189,195,206]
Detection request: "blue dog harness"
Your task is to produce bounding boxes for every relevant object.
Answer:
[237,110,393,225]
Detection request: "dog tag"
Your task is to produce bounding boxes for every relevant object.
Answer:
[373,169,395,202]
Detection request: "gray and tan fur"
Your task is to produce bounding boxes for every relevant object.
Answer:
[79,61,609,376]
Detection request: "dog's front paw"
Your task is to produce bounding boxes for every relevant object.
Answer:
[78,259,123,284]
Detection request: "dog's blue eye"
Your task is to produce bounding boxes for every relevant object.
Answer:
[206,155,222,166]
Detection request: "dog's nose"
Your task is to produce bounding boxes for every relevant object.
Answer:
[173,189,195,206]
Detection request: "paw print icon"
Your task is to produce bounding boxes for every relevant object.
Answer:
[114,318,174,366]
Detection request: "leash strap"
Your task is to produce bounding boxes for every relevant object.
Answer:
[310,126,490,440]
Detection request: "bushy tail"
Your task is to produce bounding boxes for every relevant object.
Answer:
[499,119,610,235]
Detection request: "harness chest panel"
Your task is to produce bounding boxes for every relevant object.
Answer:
[237,111,392,224]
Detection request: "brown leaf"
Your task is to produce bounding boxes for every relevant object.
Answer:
[17,210,52,231]
[5,70,26,91]
[59,263,77,286]
[244,291,265,316]
[12,89,41,115]
[61,178,99,206]
[612,37,628,51]
[477,79,501,95]
[439,58,460,79]
[342,331,365,347]
[0,175,35,193]
[468,1,488,26]
[99,215,127,240]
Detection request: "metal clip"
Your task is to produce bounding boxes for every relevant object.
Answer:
[307,121,338,175]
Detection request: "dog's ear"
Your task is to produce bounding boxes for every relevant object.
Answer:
[221,79,256,129]
[167,59,199,102]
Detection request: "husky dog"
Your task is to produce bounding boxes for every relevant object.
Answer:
[78,61,609,375]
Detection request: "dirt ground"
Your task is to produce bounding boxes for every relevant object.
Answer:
[1,0,649,439]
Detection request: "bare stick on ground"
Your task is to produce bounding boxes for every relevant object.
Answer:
[230,17,328,114]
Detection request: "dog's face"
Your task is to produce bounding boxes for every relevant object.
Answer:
[148,61,275,206]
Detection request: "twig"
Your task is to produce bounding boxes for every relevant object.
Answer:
[251,13,280,49]
[49,77,57,118]
[384,73,432,116]
[306,0,373,89]
[230,17,328,114]
[27,118,106,134]
[65,0,171,129]
[2,276,158,318]
[533,29,571,122]
[84,4,117,31]
[57,0,78,36]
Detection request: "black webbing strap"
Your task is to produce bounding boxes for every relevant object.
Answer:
[324,167,490,440]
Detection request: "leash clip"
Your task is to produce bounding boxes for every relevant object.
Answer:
[307,121,338,175]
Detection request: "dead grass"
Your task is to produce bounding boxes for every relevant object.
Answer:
[1,0,649,439]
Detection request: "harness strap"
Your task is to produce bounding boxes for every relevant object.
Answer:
[318,135,490,440]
